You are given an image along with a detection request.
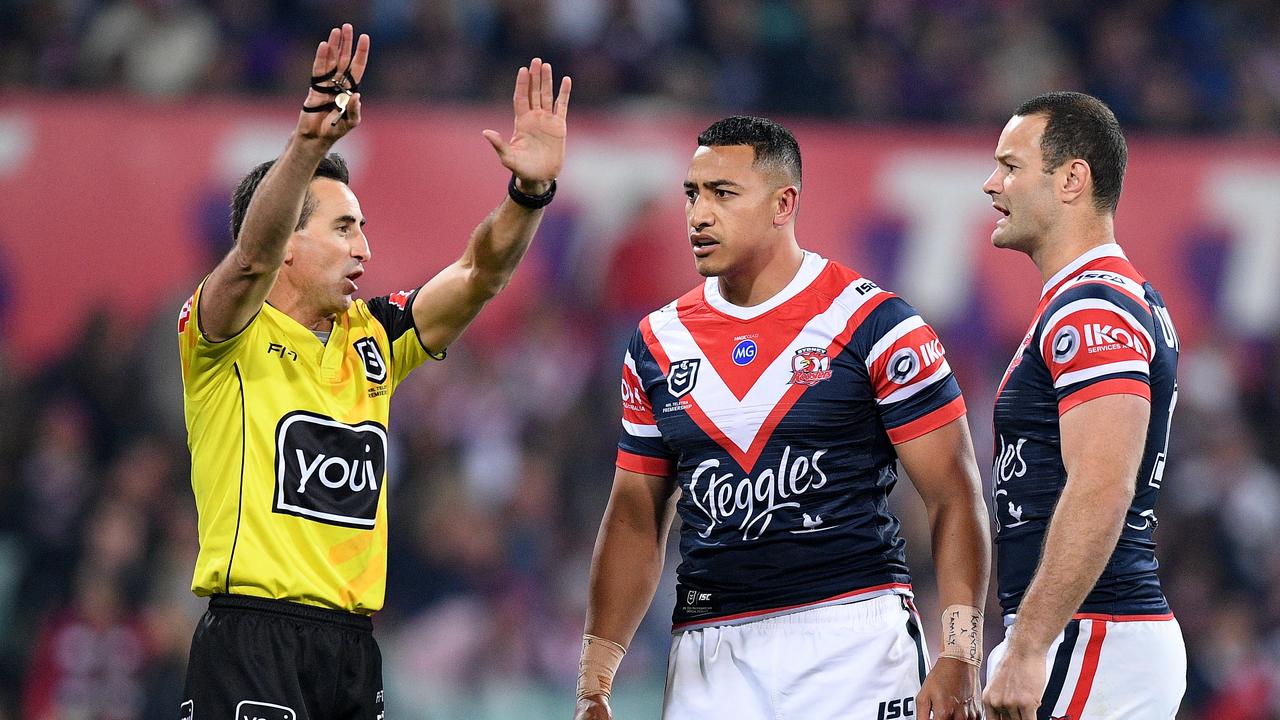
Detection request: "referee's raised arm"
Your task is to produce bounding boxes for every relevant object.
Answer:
[407,57,571,354]
[199,23,369,342]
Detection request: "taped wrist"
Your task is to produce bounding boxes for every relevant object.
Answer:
[939,604,984,667]
[576,634,626,701]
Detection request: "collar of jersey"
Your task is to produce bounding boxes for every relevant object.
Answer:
[1040,243,1128,299]
[702,250,827,320]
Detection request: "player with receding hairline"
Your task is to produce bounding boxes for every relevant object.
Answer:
[981,91,1186,720]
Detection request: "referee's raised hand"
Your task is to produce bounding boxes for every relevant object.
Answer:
[483,57,571,191]
[297,23,370,142]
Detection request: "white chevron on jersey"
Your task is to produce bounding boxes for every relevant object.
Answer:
[646,275,888,469]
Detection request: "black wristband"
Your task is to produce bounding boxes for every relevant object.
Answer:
[508,174,556,209]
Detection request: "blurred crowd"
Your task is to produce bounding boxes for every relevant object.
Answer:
[4,0,1280,133]
[4,1,1280,719]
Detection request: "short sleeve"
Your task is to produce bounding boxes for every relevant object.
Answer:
[178,280,255,397]
[1039,284,1154,415]
[616,329,677,477]
[861,299,966,444]
[366,288,443,389]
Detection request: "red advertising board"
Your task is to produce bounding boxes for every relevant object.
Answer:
[4,96,1280,365]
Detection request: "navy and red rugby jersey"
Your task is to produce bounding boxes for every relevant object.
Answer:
[616,252,966,630]
[993,244,1179,617]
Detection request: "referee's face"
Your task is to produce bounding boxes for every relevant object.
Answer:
[288,178,370,318]
[684,144,793,281]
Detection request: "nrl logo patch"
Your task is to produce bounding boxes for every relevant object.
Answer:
[666,358,701,398]
[789,347,833,386]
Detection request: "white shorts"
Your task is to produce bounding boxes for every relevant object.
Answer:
[988,614,1186,719]
[662,593,928,720]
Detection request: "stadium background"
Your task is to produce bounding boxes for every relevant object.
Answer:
[1,1,1279,718]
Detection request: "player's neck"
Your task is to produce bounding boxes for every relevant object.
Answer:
[716,240,805,307]
[268,285,336,332]
[1031,214,1116,286]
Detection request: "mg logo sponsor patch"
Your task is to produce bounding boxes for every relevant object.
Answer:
[731,339,757,366]
[667,358,701,398]
[274,411,387,528]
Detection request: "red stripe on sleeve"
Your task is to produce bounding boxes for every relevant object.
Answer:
[616,450,674,478]
[1058,378,1150,416]
[886,395,967,444]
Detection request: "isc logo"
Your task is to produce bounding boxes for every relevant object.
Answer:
[274,412,387,528]
[877,696,915,720]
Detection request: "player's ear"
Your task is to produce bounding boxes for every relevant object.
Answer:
[1059,158,1091,205]
[282,237,296,265]
[773,185,799,227]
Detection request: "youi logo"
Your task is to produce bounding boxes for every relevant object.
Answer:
[732,339,758,366]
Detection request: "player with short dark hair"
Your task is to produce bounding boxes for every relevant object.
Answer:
[572,115,991,720]
[980,92,1185,720]
[177,23,571,719]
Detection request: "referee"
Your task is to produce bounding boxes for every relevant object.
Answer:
[176,23,571,719]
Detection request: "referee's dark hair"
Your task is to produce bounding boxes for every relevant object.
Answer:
[1015,92,1127,215]
[229,153,351,241]
[698,116,802,190]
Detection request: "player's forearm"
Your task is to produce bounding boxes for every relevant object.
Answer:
[1007,475,1132,655]
[926,493,991,610]
[235,135,334,272]
[583,503,668,646]
[456,195,546,301]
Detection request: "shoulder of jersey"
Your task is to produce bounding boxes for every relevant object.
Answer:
[1048,256,1148,309]
[637,258,901,337]
[641,295,685,336]
[816,259,898,308]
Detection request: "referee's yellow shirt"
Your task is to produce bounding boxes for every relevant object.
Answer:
[178,283,436,614]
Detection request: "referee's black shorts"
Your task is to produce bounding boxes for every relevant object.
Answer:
[182,595,384,720]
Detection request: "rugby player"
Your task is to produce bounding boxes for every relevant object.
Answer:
[980,92,1185,720]
[573,116,990,720]
[177,23,570,718]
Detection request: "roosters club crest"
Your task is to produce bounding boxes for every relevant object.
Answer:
[789,347,833,386]
[667,359,701,398]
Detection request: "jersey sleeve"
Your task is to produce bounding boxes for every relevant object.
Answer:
[616,329,677,477]
[1038,283,1155,415]
[178,280,256,397]
[860,298,966,444]
[366,288,444,389]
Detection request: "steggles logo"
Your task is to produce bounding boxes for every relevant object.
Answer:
[687,446,829,541]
